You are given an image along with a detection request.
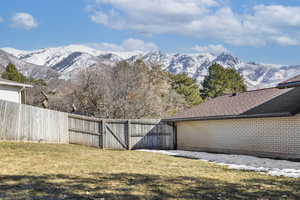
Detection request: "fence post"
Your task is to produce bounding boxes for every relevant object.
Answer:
[101,119,106,149]
[173,122,177,150]
[127,120,131,150]
[68,115,71,144]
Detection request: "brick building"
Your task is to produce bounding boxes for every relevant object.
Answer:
[168,75,300,160]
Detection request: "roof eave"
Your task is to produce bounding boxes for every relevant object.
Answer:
[164,112,293,122]
[0,81,33,88]
[277,81,300,89]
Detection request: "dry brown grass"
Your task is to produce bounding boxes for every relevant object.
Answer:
[0,141,299,200]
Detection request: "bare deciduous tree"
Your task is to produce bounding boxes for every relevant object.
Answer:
[27,60,188,119]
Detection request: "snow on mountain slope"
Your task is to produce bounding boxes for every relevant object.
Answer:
[1,47,29,57]
[138,50,300,89]
[1,45,300,89]
[1,45,144,80]
[2,45,141,66]
[0,50,59,80]
[129,50,217,84]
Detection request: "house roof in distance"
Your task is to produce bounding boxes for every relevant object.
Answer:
[0,78,32,88]
[280,74,300,84]
[166,74,300,121]
[277,74,300,89]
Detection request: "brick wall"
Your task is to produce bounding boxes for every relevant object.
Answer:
[176,115,300,160]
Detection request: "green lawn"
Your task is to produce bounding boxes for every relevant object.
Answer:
[0,142,299,200]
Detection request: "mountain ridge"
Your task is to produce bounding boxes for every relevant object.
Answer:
[1,45,300,90]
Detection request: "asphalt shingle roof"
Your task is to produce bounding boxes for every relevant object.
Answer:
[281,74,300,84]
[169,86,300,121]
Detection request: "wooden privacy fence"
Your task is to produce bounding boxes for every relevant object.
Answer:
[68,114,176,150]
[0,100,69,144]
[0,99,176,150]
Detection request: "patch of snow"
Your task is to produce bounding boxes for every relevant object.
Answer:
[1,47,30,56]
[137,150,300,178]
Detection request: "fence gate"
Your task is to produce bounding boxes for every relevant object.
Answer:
[68,114,175,150]
[103,120,129,149]
[68,114,103,148]
[130,120,175,150]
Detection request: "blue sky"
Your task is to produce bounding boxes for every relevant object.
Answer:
[1,0,300,65]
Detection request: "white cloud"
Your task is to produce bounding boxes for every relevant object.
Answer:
[121,38,158,51]
[270,36,299,46]
[192,44,229,55]
[251,5,300,27]
[95,0,219,16]
[11,12,38,30]
[91,12,109,25]
[0,17,3,23]
[88,1,300,47]
[88,38,158,52]
[88,0,220,31]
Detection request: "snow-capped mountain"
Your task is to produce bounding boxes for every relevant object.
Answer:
[0,49,59,80]
[1,45,143,80]
[2,45,140,65]
[1,45,300,89]
[132,50,300,89]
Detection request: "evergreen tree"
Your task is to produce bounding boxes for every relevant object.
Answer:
[201,63,247,98]
[169,73,202,106]
[1,63,27,83]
